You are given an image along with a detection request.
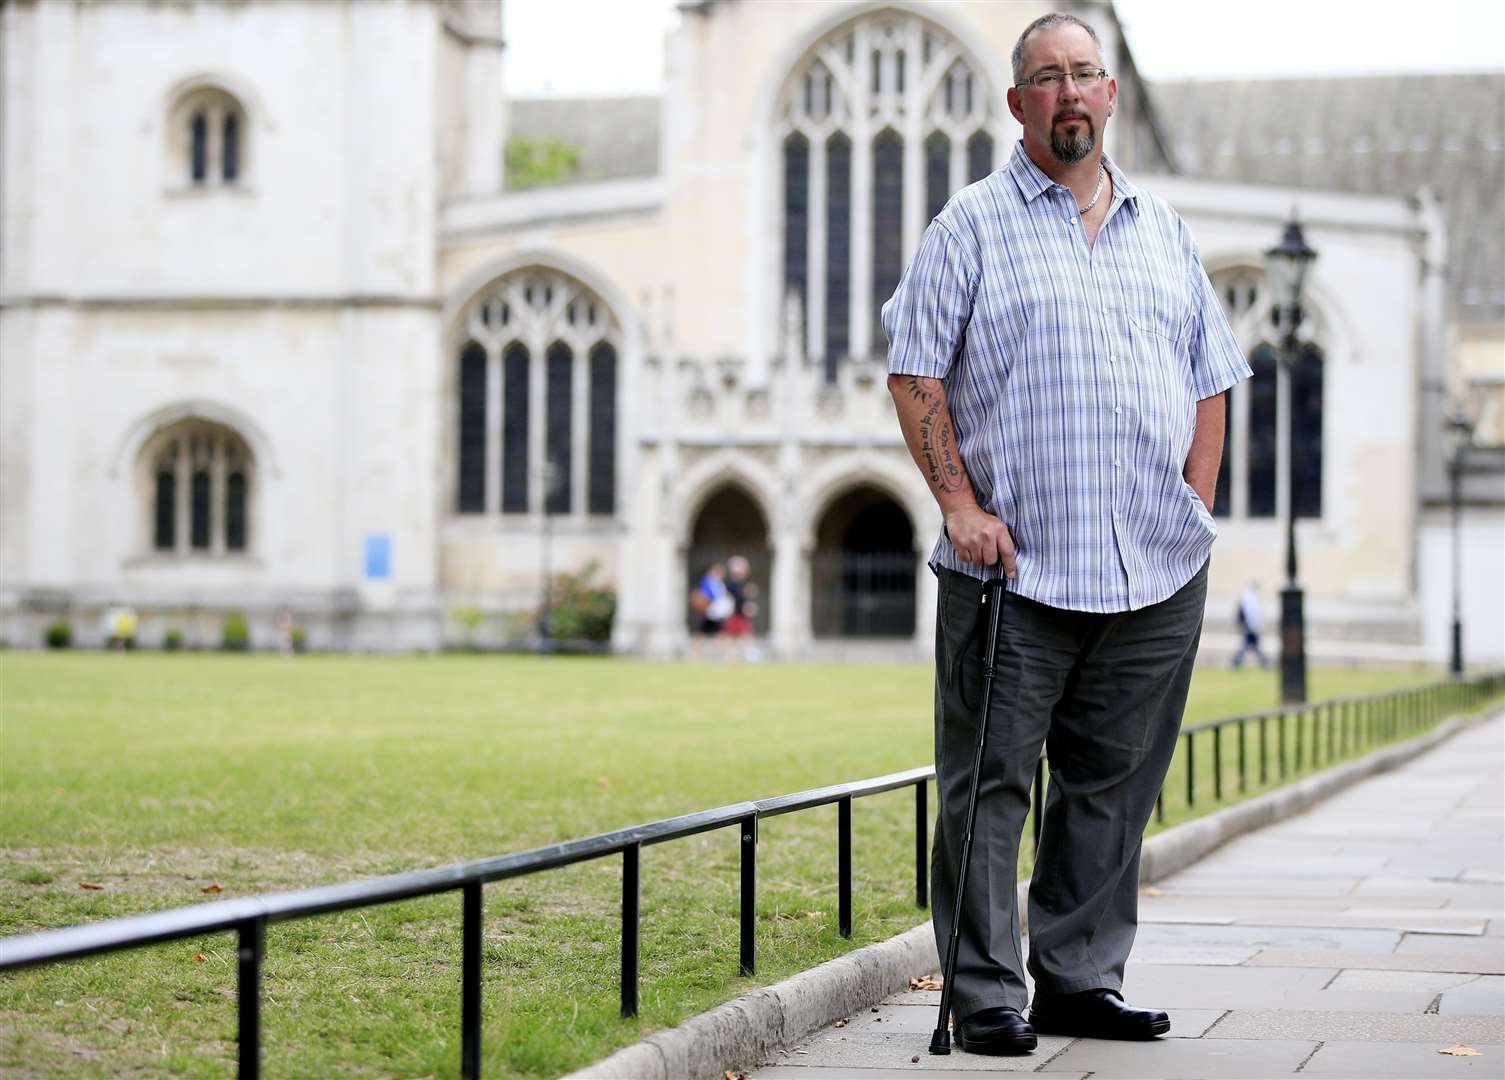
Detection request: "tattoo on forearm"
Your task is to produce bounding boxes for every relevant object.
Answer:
[903,376,931,403]
[917,395,965,494]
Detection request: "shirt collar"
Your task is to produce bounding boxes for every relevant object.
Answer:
[1007,139,1140,208]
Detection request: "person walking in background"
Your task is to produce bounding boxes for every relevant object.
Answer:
[883,12,1250,1057]
[1231,581,1269,669]
[723,554,763,661]
[688,562,735,656]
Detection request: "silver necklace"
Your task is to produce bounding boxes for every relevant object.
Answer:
[1077,161,1106,214]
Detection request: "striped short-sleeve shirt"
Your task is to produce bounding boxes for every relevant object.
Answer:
[882,141,1251,613]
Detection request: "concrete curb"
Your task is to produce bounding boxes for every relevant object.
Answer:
[566,712,1478,1080]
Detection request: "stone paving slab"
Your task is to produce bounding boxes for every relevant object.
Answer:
[1327,968,1482,992]
[1118,966,1438,1013]
[1133,921,1403,953]
[751,1070,1094,1079]
[1143,874,1361,897]
[1461,870,1505,883]
[1247,947,1504,975]
[1041,1036,1318,1078]
[1438,976,1505,1016]
[1219,911,1487,934]
[1394,936,1505,967]
[1183,854,1391,877]
[1203,1008,1505,1042]
[1298,1039,1504,1077]
[1142,895,1451,912]
[764,1030,1073,1072]
[1130,944,1262,965]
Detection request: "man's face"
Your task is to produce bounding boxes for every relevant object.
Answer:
[1006,23,1117,166]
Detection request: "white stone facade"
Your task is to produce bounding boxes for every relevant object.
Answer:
[2,0,1495,665]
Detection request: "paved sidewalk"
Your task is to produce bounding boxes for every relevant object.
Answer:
[751,712,1504,1079]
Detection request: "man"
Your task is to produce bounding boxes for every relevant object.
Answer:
[882,12,1250,1057]
[1232,581,1269,668]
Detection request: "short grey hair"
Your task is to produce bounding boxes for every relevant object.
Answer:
[1011,12,1103,84]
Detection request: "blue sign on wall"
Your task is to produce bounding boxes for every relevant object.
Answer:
[364,534,392,581]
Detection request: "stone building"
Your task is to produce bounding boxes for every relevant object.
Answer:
[2,0,1498,665]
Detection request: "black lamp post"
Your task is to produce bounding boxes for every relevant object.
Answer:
[1265,214,1318,705]
[1444,403,1478,675]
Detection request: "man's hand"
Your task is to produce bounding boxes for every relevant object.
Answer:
[944,504,1017,579]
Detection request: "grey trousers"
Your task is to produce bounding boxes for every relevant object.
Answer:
[930,562,1207,1019]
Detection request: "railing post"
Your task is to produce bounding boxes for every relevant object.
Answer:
[739,814,757,976]
[1213,724,1223,801]
[1238,719,1247,793]
[1185,731,1195,808]
[622,845,640,1018]
[838,796,853,938]
[915,780,928,909]
[1295,707,1304,771]
[1259,715,1268,786]
[238,917,265,1080]
[1278,712,1287,780]
[462,883,482,1078]
[1032,758,1045,852]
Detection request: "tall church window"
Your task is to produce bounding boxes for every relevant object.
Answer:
[779,13,997,379]
[172,86,249,188]
[545,342,573,514]
[588,343,617,515]
[140,420,254,557]
[454,271,622,519]
[502,343,530,513]
[457,342,487,512]
[1210,268,1326,522]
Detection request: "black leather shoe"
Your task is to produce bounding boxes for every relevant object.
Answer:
[956,1005,1037,1055]
[1028,988,1170,1039]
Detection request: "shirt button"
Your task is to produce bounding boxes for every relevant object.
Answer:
[1113,459,1122,468]
[1114,406,1122,414]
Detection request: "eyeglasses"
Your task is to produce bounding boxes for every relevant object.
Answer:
[1016,68,1108,91]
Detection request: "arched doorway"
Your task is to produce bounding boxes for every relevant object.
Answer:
[686,485,772,635]
[811,487,916,638]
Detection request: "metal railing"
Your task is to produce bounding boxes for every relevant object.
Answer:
[2,670,1500,1078]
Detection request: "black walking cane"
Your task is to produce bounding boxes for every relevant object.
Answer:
[929,572,1008,1055]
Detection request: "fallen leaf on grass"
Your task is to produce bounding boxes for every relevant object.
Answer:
[596,776,610,790]
[1438,1045,1482,1057]
[200,882,224,894]
[909,975,943,990]
[806,910,823,920]
[79,882,105,890]
[1140,885,1163,896]
[193,953,206,964]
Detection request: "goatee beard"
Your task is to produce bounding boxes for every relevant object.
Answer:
[1050,121,1095,165]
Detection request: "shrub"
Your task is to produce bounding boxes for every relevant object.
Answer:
[451,605,486,651]
[290,627,308,653]
[163,627,184,652]
[506,135,580,191]
[44,620,71,650]
[545,562,616,644]
[221,612,250,652]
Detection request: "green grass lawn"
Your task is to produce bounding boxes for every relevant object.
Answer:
[0,653,1456,1077]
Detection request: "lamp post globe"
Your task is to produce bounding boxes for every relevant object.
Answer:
[1264,213,1317,705]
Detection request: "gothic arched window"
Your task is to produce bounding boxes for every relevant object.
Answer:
[778,13,998,378]
[172,86,249,188]
[141,421,254,556]
[454,271,621,518]
[1210,268,1326,521]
